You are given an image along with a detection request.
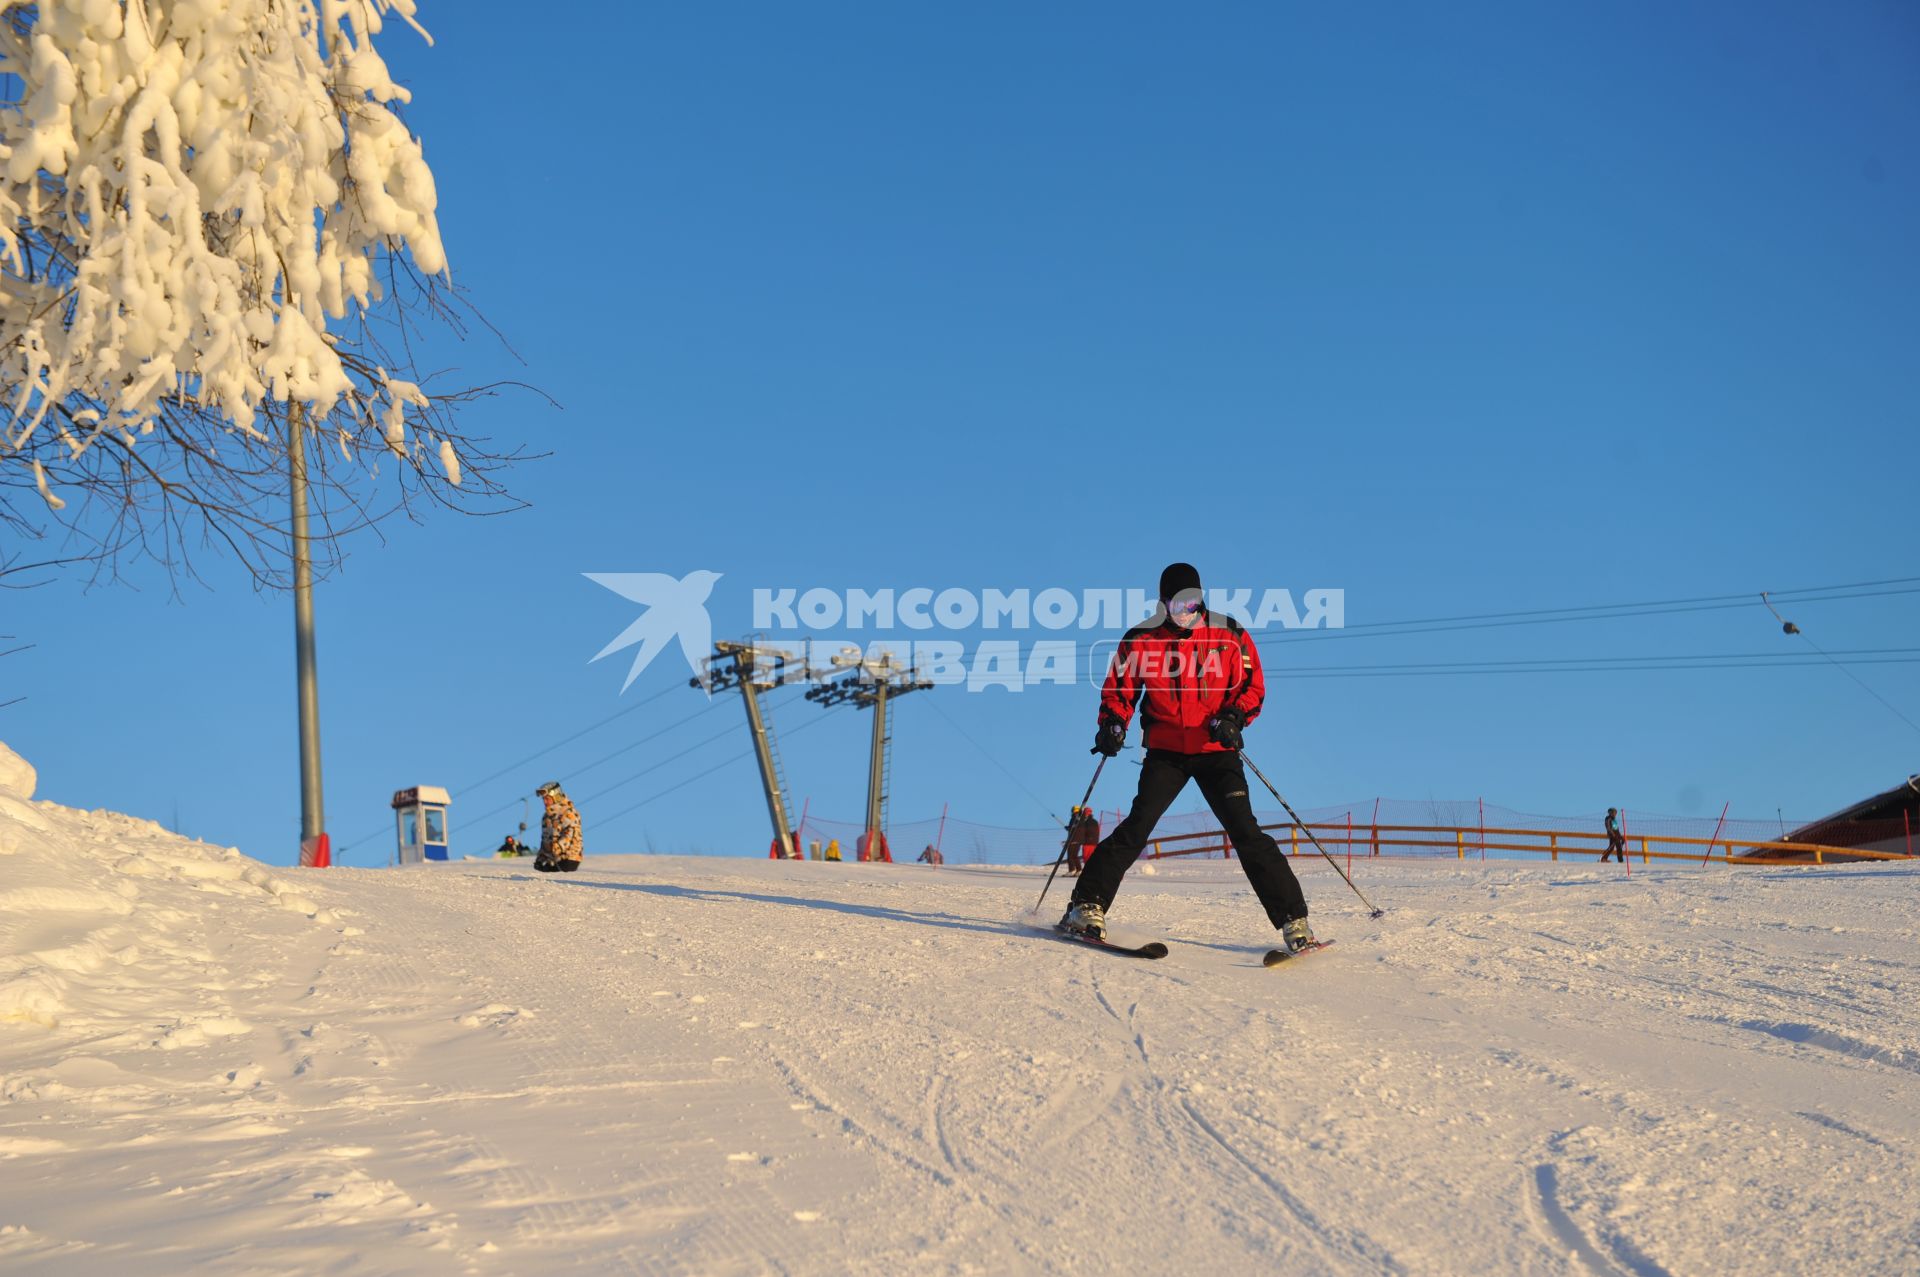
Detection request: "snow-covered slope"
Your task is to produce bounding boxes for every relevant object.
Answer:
[2,747,1915,1274]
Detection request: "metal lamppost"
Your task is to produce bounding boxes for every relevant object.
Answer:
[289,401,328,865]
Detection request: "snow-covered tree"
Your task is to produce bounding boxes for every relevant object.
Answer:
[0,0,527,585]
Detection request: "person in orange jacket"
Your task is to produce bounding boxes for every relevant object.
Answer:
[1065,806,1100,875]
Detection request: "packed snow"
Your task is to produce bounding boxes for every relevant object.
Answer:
[1,742,1915,1274]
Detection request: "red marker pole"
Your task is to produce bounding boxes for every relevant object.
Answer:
[1346,810,1353,878]
[1701,801,1731,865]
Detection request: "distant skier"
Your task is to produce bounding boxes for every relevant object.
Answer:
[495,833,529,858]
[824,838,843,862]
[1602,808,1626,864]
[917,844,945,865]
[1065,806,1100,875]
[534,782,583,873]
[1062,562,1315,952]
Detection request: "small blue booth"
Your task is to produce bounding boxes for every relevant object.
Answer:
[392,785,452,864]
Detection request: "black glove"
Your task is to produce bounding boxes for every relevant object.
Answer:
[1209,706,1246,751]
[1091,715,1126,757]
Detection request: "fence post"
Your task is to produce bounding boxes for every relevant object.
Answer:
[1816,845,1824,865]
[1371,796,1381,857]
[1291,826,1299,858]
[1456,830,1464,860]
[1640,836,1648,864]
[1549,832,1558,862]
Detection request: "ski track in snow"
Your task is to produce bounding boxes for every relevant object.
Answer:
[1,790,1917,1274]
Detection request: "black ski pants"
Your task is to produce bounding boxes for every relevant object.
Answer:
[1602,832,1626,863]
[1071,750,1307,927]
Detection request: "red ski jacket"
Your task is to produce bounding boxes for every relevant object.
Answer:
[1098,610,1265,754]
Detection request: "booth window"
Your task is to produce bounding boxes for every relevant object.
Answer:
[424,807,446,844]
[398,812,418,846]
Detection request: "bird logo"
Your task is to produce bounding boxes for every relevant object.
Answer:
[586,570,724,692]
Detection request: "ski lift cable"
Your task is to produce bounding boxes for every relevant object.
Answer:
[539,695,732,788]
[1256,583,1920,646]
[593,696,854,834]
[572,711,765,808]
[920,689,1068,828]
[1268,647,1920,674]
[1270,656,1920,678]
[1267,575,1920,636]
[457,688,812,853]
[335,682,705,857]
[454,681,681,796]
[1757,595,1920,739]
[782,579,1919,668]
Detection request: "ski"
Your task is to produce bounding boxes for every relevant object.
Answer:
[1051,927,1169,960]
[1262,939,1335,967]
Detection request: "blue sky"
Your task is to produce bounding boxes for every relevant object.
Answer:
[5,2,1917,864]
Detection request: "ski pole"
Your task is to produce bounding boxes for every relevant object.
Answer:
[1034,755,1108,914]
[1239,749,1386,919]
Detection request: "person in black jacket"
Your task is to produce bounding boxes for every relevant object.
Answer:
[1602,808,1627,864]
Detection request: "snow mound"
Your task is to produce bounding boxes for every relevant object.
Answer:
[0,740,35,800]
[0,782,341,1036]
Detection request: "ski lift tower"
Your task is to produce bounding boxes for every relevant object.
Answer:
[807,650,933,862]
[695,639,808,858]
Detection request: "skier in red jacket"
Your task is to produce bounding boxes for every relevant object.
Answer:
[1061,562,1314,952]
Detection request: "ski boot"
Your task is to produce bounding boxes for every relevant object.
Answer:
[1058,900,1107,941]
[1281,916,1316,954]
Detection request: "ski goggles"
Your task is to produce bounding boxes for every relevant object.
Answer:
[1167,595,1206,618]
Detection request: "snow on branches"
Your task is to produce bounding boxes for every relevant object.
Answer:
[2,0,443,435]
[0,2,525,585]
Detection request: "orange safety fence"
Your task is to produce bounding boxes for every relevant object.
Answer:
[1138,821,1908,866]
[792,797,1914,867]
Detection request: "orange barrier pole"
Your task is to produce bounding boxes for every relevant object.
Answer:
[1621,808,1631,876]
